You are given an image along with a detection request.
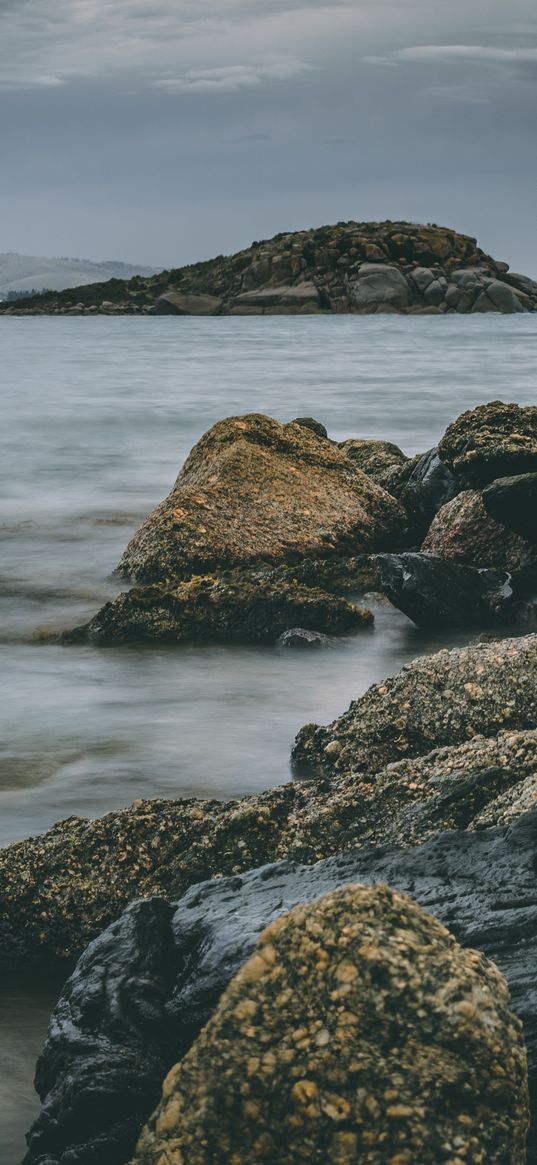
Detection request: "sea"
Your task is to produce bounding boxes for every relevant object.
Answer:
[1,311,537,1161]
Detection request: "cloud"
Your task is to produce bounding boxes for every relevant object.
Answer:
[395,44,537,64]
[152,59,314,95]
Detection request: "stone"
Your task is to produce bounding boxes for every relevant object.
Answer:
[131,885,527,1165]
[438,401,537,487]
[422,489,537,571]
[233,282,321,310]
[276,628,335,648]
[26,822,537,1165]
[292,632,537,778]
[153,292,222,315]
[117,414,406,583]
[292,417,328,439]
[503,271,537,299]
[338,438,408,488]
[472,280,525,314]
[483,473,537,544]
[66,574,372,646]
[389,447,459,538]
[349,263,412,311]
[374,551,514,628]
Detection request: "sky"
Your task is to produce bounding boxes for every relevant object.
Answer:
[0,0,536,273]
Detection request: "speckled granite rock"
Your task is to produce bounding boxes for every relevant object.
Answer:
[483,473,537,544]
[118,414,405,583]
[422,489,537,571]
[66,574,372,646]
[292,632,537,776]
[132,884,528,1165]
[374,551,513,628]
[338,438,409,488]
[27,834,536,1165]
[438,401,537,487]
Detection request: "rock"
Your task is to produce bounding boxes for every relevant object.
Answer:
[292,417,328,439]
[374,550,513,628]
[483,473,537,544]
[276,628,335,648]
[152,292,222,315]
[67,574,372,646]
[26,819,537,1165]
[292,632,537,777]
[349,263,412,311]
[503,271,537,299]
[132,885,527,1165]
[232,282,321,310]
[472,280,525,314]
[118,414,406,583]
[422,489,537,571]
[389,447,459,537]
[338,438,408,488]
[438,401,537,487]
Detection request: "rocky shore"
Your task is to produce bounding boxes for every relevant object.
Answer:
[1,221,536,316]
[5,397,537,1164]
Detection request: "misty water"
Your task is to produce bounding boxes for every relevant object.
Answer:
[1,312,537,1161]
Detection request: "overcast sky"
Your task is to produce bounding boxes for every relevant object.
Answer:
[1,0,536,272]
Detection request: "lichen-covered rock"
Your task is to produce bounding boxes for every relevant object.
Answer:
[67,574,371,646]
[23,811,537,1165]
[292,632,537,777]
[338,438,408,488]
[375,551,514,628]
[422,489,537,570]
[483,473,537,544]
[118,414,406,583]
[132,885,527,1165]
[438,401,537,487]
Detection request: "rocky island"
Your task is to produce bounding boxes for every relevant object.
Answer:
[1,221,536,316]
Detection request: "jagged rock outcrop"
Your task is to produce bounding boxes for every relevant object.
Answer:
[483,473,537,544]
[117,414,405,583]
[292,632,537,777]
[66,574,372,646]
[375,551,514,628]
[387,447,460,538]
[24,816,537,1165]
[2,221,536,316]
[132,886,528,1165]
[438,401,537,487]
[337,438,409,489]
[422,489,537,571]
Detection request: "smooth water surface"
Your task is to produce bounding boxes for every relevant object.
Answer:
[1,313,537,1162]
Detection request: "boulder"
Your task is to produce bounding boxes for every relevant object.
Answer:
[349,263,412,311]
[389,447,459,538]
[472,280,525,314]
[26,821,537,1165]
[292,632,537,778]
[276,628,334,648]
[132,885,527,1165]
[438,401,537,487]
[483,473,537,544]
[153,292,222,315]
[118,414,406,583]
[67,574,372,646]
[338,438,408,488]
[374,550,513,628]
[422,489,537,571]
[232,282,321,310]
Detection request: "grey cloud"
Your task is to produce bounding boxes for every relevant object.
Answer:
[396,44,537,64]
[153,60,315,95]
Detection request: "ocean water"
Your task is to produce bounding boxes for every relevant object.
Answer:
[1,312,537,1161]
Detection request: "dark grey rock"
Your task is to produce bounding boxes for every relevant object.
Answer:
[276,627,334,648]
[393,447,459,538]
[483,473,537,545]
[375,551,513,628]
[349,263,412,311]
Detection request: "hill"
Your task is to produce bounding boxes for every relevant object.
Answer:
[0,253,160,299]
[1,222,536,316]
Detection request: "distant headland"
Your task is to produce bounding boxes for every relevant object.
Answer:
[1,221,536,316]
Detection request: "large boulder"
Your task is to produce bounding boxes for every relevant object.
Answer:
[483,473,537,544]
[133,885,527,1165]
[389,447,459,538]
[438,401,537,487]
[118,414,406,583]
[422,489,537,571]
[292,632,537,777]
[152,292,222,315]
[26,826,536,1165]
[375,551,514,628]
[67,574,372,646]
[338,438,409,489]
[349,263,412,311]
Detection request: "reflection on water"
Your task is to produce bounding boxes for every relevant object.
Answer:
[1,313,537,1159]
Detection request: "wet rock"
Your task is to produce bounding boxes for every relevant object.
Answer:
[118,413,406,583]
[374,551,513,628]
[26,817,537,1165]
[276,628,335,648]
[338,438,409,488]
[483,472,537,544]
[389,447,459,538]
[67,574,372,646]
[438,401,537,487]
[422,489,537,571]
[292,632,537,777]
[132,885,528,1165]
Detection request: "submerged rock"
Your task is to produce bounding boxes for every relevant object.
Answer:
[132,885,527,1165]
[375,550,513,628]
[276,627,335,648]
[422,488,537,571]
[25,815,537,1165]
[483,472,537,544]
[67,574,372,646]
[438,400,537,487]
[118,413,406,583]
